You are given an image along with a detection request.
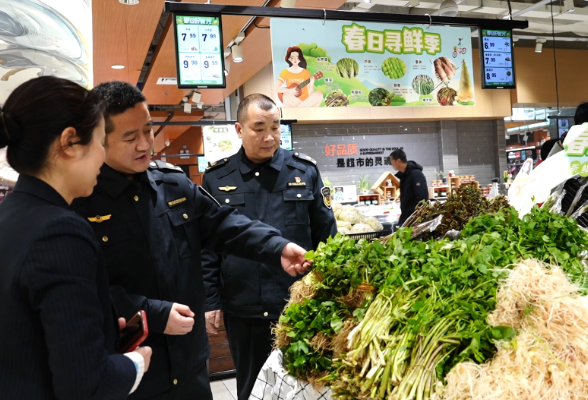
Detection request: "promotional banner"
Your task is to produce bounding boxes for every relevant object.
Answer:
[270,19,475,108]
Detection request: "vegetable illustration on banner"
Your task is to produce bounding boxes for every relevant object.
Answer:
[270,19,475,107]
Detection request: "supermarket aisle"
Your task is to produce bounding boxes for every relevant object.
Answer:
[211,378,237,400]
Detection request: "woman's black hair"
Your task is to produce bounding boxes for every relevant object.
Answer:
[0,76,104,175]
[285,46,307,69]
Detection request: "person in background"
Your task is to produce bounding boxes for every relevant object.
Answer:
[536,138,558,167]
[544,103,588,161]
[0,76,151,400]
[72,81,312,400]
[390,149,429,226]
[201,94,337,400]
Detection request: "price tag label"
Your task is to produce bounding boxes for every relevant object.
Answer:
[484,67,514,85]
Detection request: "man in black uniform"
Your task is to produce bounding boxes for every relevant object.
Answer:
[72,82,312,400]
[201,94,337,400]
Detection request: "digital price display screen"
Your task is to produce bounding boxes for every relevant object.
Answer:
[479,29,516,89]
[173,14,226,88]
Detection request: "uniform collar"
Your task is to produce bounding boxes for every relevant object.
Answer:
[13,174,69,208]
[238,147,284,174]
[97,164,157,199]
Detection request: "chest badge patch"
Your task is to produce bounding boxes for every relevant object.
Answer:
[218,186,237,192]
[87,214,111,223]
[288,177,306,187]
[321,186,332,209]
[167,197,187,207]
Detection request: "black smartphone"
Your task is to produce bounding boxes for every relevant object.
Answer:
[118,310,148,353]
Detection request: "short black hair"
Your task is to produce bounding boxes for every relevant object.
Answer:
[237,94,278,124]
[574,102,588,126]
[390,148,407,163]
[0,76,104,175]
[540,139,558,160]
[92,81,146,134]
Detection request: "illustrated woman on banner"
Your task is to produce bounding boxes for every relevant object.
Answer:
[275,46,323,107]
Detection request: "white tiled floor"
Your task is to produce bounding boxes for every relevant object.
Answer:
[211,378,237,400]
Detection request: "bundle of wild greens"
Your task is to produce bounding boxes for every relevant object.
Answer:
[275,206,588,400]
[403,185,510,239]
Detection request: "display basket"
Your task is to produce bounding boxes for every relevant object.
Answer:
[346,228,391,241]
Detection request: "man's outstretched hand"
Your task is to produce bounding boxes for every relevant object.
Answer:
[281,243,313,277]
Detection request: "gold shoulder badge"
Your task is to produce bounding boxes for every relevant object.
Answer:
[321,186,332,209]
[168,197,187,207]
[218,186,237,192]
[87,214,112,223]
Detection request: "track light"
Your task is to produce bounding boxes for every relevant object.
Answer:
[564,0,575,13]
[224,60,231,76]
[535,38,546,53]
[183,102,191,113]
[191,91,201,103]
[232,45,243,63]
[363,0,371,3]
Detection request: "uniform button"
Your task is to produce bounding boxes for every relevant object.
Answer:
[263,312,268,317]
[225,199,230,204]
[183,214,188,219]
[297,194,302,198]
[173,379,178,385]
[255,172,260,177]
[102,236,108,242]
[134,196,139,201]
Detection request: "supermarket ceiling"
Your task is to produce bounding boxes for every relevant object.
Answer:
[93,0,588,110]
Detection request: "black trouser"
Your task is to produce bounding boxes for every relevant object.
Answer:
[224,314,274,400]
[139,361,212,400]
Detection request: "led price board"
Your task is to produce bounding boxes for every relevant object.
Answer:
[173,14,226,88]
[479,29,516,89]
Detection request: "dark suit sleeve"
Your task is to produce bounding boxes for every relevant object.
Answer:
[109,286,173,334]
[412,170,429,204]
[200,173,222,312]
[190,178,289,271]
[310,170,338,249]
[21,215,136,400]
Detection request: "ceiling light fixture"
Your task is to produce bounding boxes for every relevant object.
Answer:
[438,0,459,17]
[224,60,231,76]
[535,38,546,53]
[224,48,231,59]
[564,0,575,13]
[363,0,371,3]
[191,91,202,103]
[118,0,139,4]
[183,102,191,113]
[111,64,125,69]
[232,45,244,63]
[281,0,297,7]
[234,32,245,45]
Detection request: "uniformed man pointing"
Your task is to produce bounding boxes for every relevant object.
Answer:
[202,94,337,400]
[72,82,312,400]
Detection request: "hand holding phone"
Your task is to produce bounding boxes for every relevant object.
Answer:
[119,310,148,353]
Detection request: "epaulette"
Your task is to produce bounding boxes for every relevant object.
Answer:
[149,160,184,173]
[293,152,317,165]
[204,157,229,172]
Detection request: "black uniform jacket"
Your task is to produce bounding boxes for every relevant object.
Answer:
[201,147,337,319]
[0,175,135,400]
[395,160,429,226]
[72,162,289,398]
